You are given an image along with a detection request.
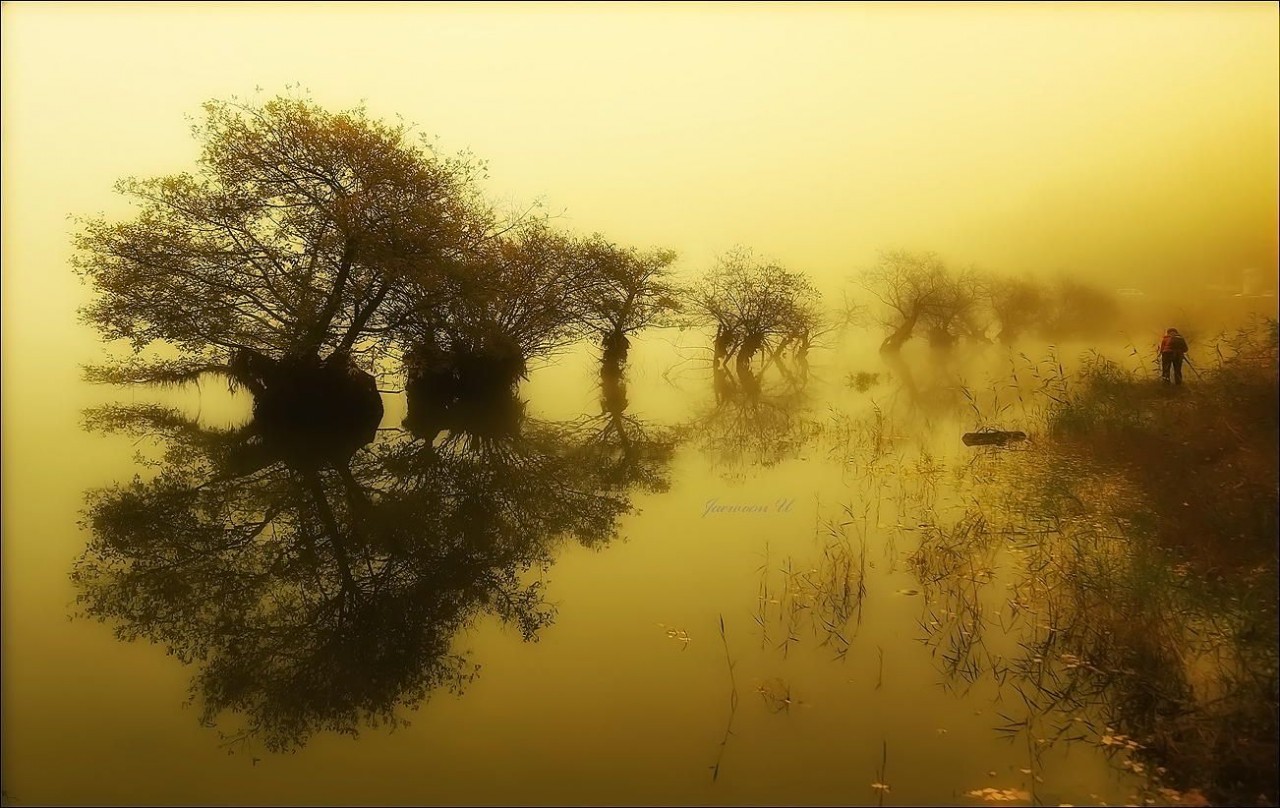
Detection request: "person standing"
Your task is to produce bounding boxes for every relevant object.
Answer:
[1158,327,1189,384]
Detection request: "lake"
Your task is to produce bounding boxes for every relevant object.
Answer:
[8,318,1249,807]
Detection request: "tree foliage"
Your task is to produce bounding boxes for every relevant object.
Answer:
[574,235,680,365]
[74,95,487,385]
[687,247,822,365]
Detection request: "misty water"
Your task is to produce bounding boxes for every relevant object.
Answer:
[7,324,1241,807]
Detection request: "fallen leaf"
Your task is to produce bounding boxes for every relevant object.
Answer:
[967,787,1031,802]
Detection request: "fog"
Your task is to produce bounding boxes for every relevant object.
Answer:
[2,7,1278,804]
[4,4,1276,326]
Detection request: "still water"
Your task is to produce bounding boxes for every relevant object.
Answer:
[4,325,1202,806]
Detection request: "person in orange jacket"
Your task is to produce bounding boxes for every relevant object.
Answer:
[1158,327,1189,385]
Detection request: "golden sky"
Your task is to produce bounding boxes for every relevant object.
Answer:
[3,0,1277,333]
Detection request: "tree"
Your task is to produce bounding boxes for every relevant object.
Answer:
[573,235,680,372]
[1042,276,1120,339]
[920,266,987,349]
[74,94,485,419]
[687,247,821,367]
[857,250,950,353]
[396,219,604,400]
[985,275,1047,344]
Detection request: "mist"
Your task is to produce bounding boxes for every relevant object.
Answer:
[3,5,1278,807]
[4,4,1277,327]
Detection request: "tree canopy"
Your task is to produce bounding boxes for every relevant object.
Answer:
[687,247,822,365]
[75,95,487,386]
[76,94,686,402]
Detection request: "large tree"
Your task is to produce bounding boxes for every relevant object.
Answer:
[75,94,485,415]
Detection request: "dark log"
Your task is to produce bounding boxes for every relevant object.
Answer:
[962,430,1027,447]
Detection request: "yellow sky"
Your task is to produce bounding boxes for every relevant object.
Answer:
[3,0,1277,337]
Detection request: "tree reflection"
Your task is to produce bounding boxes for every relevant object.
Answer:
[695,361,822,474]
[878,349,964,418]
[73,396,637,752]
[564,369,685,495]
[906,454,1277,806]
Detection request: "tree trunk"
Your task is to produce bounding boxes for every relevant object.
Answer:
[236,350,382,466]
[880,309,920,353]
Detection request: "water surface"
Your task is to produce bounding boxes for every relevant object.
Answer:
[1,326,1220,806]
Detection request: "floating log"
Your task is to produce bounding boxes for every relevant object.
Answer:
[962,430,1027,447]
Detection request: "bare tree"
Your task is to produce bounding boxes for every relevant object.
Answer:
[1042,276,1120,339]
[687,247,821,367]
[985,275,1047,344]
[920,267,987,349]
[857,250,951,353]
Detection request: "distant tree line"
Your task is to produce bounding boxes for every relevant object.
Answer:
[855,250,1121,354]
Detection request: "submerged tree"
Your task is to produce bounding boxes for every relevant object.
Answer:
[573,235,680,373]
[980,274,1121,345]
[858,250,954,353]
[687,248,821,368]
[1041,276,1121,340]
[395,219,603,402]
[919,267,987,349]
[984,275,1047,344]
[75,94,486,425]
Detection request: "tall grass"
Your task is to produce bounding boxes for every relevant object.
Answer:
[810,319,1279,804]
[922,318,1280,805]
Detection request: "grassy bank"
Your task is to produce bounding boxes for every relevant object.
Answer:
[1046,318,1278,571]
[1034,317,1279,805]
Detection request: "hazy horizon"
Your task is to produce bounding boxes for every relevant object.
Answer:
[4,3,1277,319]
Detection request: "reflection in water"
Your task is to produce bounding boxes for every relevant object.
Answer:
[698,360,822,474]
[568,369,684,495]
[741,367,1276,805]
[57,334,1275,804]
[879,348,963,418]
[818,394,1274,806]
[72,393,648,752]
[916,453,1278,808]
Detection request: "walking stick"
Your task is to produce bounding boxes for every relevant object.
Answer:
[1183,355,1202,380]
